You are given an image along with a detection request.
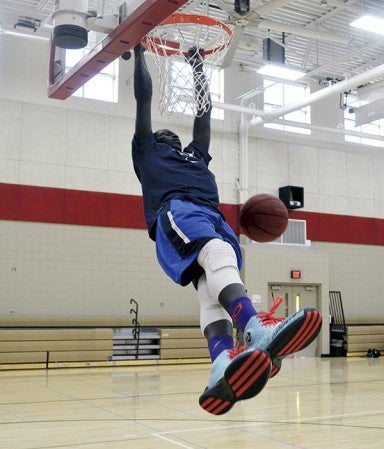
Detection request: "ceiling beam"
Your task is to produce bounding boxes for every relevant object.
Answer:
[258,20,351,44]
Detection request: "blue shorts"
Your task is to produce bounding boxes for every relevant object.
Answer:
[155,199,242,287]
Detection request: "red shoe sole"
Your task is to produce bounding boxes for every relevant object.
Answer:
[199,349,271,415]
[268,308,322,378]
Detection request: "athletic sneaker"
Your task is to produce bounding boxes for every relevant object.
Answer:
[199,346,271,415]
[244,296,322,378]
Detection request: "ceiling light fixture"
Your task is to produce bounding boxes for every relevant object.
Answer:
[257,63,305,81]
[0,28,49,41]
[350,15,384,35]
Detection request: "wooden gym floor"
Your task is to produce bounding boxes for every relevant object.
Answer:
[1,356,383,449]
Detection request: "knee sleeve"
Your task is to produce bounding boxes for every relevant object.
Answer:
[197,238,244,300]
[197,274,232,334]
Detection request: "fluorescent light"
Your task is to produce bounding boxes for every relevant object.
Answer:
[350,15,384,35]
[257,63,305,81]
[0,29,49,41]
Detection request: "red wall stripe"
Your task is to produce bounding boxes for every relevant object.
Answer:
[0,183,146,229]
[288,210,384,246]
[1,183,383,246]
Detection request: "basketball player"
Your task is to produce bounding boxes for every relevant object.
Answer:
[132,43,322,415]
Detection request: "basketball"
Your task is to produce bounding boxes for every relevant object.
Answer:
[240,194,289,243]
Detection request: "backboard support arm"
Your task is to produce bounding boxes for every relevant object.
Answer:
[48,0,189,100]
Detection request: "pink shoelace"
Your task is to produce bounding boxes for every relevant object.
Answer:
[228,343,247,360]
[257,295,285,326]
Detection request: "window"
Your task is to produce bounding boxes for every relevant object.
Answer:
[65,33,119,103]
[210,68,224,120]
[263,80,310,134]
[344,94,384,147]
[168,60,224,119]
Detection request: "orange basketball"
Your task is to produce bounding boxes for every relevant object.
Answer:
[240,194,289,242]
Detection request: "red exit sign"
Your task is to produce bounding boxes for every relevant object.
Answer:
[291,270,301,279]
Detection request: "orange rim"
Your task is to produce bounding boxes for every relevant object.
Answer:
[143,13,233,57]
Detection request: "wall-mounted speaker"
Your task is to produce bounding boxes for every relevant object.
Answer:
[279,186,304,209]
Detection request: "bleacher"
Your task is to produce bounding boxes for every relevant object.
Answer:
[0,316,210,370]
[2,312,383,369]
[0,327,113,368]
[344,317,384,357]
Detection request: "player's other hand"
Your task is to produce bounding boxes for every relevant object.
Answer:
[134,42,146,54]
[187,46,204,69]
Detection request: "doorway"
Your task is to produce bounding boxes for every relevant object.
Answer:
[267,283,321,357]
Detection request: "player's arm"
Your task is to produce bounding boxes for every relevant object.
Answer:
[188,48,212,151]
[133,43,152,140]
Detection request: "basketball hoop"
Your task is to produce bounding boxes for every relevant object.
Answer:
[142,13,233,117]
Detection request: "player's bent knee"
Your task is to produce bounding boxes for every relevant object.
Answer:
[197,238,237,271]
[197,239,242,300]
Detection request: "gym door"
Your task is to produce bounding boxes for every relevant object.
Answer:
[267,284,320,357]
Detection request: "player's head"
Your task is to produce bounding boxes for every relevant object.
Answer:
[154,129,182,152]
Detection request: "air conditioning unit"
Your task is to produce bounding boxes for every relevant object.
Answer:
[273,219,309,245]
[355,97,384,126]
[241,219,310,246]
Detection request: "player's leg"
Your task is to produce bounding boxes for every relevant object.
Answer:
[155,200,271,414]
[156,199,322,383]
[198,219,323,378]
[197,274,271,415]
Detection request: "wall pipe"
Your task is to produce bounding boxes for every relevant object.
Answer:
[250,63,384,126]
[238,112,250,204]
[212,100,264,117]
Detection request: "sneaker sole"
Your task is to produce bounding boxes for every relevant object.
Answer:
[199,349,271,415]
[268,308,322,378]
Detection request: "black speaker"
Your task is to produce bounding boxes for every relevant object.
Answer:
[235,0,250,15]
[279,186,304,209]
[263,38,285,64]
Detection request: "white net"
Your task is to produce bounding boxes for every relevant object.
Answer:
[142,13,233,117]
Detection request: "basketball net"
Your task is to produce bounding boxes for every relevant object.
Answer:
[142,13,233,117]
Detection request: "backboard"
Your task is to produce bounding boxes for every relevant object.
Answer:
[48,0,189,100]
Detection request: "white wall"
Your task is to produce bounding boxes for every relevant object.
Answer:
[0,220,197,318]
[1,33,384,337]
[244,135,384,218]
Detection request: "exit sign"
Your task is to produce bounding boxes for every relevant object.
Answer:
[291,270,301,279]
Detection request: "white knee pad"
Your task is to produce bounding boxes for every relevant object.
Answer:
[197,274,232,333]
[197,238,243,300]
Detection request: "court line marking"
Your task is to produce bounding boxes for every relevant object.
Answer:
[152,409,384,436]
[153,433,196,449]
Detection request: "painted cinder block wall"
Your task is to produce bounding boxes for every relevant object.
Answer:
[1,34,384,356]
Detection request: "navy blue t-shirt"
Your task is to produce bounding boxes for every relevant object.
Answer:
[132,132,220,240]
